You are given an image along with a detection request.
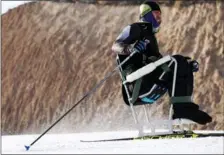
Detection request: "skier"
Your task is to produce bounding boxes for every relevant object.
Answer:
[112,0,212,125]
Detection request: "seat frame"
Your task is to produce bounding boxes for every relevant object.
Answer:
[116,55,191,136]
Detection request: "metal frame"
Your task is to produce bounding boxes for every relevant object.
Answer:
[117,55,178,136]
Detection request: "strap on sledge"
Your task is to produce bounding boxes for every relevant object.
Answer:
[130,78,143,104]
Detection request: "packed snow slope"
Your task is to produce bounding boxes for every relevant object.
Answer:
[2,131,224,154]
[2,1,224,135]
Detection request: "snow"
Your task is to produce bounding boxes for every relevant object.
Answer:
[2,130,224,154]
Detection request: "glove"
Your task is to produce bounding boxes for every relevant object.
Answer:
[185,57,199,72]
[190,60,199,72]
[133,40,146,53]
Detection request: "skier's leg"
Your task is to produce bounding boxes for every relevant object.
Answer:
[121,64,165,105]
[166,55,212,125]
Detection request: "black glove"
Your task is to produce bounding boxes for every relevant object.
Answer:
[190,60,199,72]
[185,57,199,72]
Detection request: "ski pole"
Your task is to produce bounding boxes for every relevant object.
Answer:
[24,50,137,151]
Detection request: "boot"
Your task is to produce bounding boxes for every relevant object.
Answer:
[172,102,212,125]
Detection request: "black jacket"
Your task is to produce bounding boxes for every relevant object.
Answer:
[112,22,162,72]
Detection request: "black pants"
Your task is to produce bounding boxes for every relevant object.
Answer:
[121,54,194,105]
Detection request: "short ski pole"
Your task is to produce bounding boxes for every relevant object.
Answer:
[24,50,137,151]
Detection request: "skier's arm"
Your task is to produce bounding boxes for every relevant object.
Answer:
[112,24,141,55]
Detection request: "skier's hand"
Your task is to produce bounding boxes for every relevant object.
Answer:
[190,60,199,72]
[133,40,146,53]
[185,57,199,72]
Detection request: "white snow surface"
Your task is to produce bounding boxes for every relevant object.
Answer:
[2,130,224,154]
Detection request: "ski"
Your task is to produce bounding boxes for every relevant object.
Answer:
[80,131,224,142]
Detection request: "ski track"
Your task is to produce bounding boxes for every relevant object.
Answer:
[2,130,224,154]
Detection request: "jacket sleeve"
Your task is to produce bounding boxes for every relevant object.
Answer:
[112,24,141,55]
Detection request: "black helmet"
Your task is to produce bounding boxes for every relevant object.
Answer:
[139,1,161,18]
